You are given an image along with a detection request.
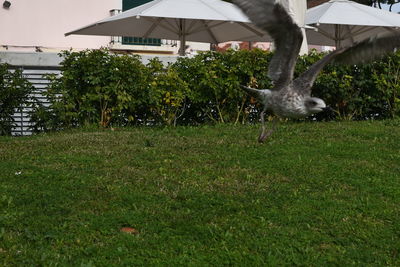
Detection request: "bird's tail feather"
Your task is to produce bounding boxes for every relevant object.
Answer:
[241,85,270,101]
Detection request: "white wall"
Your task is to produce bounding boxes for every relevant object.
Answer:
[0,0,121,51]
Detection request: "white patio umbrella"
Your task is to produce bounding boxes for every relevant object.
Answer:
[65,0,271,56]
[279,0,309,54]
[306,0,400,48]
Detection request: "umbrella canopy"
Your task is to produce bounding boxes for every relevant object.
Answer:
[305,0,400,47]
[65,0,271,55]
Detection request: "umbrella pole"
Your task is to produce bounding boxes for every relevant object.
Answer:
[335,39,340,49]
[335,24,341,48]
[179,19,186,56]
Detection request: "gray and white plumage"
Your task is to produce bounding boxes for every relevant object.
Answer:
[234,0,400,142]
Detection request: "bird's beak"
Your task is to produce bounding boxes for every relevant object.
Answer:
[322,106,334,112]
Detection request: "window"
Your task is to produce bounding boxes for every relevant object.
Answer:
[122,0,162,46]
[123,0,152,10]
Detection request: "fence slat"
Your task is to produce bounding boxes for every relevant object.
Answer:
[11,68,61,136]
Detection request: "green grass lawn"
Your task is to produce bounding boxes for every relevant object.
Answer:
[0,120,399,266]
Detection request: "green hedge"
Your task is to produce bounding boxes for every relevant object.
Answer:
[296,50,400,120]
[30,49,400,131]
[0,63,34,135]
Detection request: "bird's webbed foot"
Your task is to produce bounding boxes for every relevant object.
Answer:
[258,128,274,143]
[257,115,278,143]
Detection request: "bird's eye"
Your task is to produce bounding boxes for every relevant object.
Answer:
[309,101,317,106]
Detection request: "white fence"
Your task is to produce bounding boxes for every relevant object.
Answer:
[11,67,61,136]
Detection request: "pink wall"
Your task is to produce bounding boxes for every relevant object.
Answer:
[0,0,121,51]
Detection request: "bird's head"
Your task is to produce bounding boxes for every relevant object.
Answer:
[305,97,329,114]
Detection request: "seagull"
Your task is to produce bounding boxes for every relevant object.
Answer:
[234,0,400,142]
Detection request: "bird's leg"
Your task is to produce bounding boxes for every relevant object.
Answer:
[258,110,267,143]
[258,114,277,143]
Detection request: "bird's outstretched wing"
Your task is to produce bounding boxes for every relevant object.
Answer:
[333,32,400,64]
[234,0,303,88]
[294,32,400,94]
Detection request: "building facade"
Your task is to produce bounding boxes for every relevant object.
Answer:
[0,0,121,52]
[0,0,209,55]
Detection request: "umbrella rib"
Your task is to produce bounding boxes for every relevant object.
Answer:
[189,20,226,33]
[346,26,378,38]
[342,25,354,45]
[189,20,265,41]
[352,26,375,36]
[316,24,396,44]
[143,16,179,35]
[164,18,178,30]
[201,20,219,43]
[237,22,265,37]
[384,27,400,34]
[143,17,164,38]
[314,26,336,41]
[186,19,198,34]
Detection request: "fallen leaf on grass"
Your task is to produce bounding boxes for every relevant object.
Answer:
[120,227,139,235]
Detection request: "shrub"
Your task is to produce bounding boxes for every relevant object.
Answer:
[0,63,34,135]
[146,58,190,126]
[31,49,149,131]
[368,54,400,119]
[296,50,400,120]
[31,48,400,132]
[172,49,272,124]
